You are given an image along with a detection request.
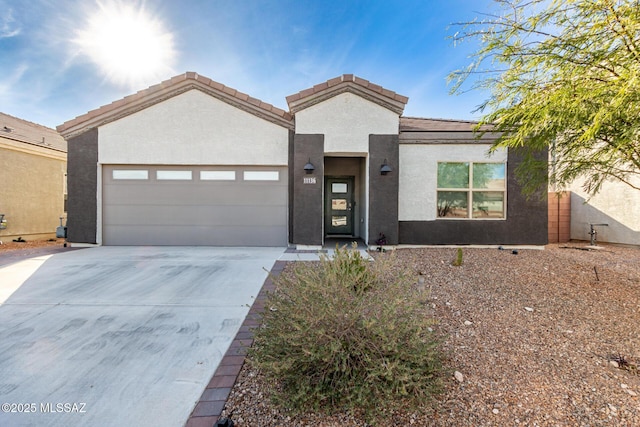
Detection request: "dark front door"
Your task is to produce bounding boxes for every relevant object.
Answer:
[325,177,355,236]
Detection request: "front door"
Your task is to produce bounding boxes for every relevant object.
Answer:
[325,177,355,236]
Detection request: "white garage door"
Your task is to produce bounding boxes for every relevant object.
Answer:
[102,165,288,246]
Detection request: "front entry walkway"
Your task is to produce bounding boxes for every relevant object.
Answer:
[279,238,370,261]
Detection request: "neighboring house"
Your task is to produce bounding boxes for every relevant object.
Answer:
[566,176,640,246]
[57,72,547,247]
[0,113,67,242]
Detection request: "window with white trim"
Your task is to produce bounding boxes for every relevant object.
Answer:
[437,162,506,219]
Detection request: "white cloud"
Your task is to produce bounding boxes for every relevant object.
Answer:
[1,7,21,38]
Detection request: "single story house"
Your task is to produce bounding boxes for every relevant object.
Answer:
[0,113,67,242]
[57,72,547,247]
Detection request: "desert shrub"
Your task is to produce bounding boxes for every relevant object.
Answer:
[452,247,463,266]
[249,244,442,419]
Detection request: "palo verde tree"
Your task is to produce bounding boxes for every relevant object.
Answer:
[449,0,640,195]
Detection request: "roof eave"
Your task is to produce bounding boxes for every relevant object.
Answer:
[286,75,408,116]
[58,73,294,139]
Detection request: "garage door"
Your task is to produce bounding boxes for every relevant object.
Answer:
[102,165,288,246]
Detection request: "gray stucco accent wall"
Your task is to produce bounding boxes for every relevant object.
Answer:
[291,134,324,245]
[287,129,295,244]
[368,135,399,245]
[398,148,548,245]
[66,128,98,244]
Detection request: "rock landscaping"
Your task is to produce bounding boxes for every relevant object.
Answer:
[222,243,640,426]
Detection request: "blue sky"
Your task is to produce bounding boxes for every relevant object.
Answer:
[0,0,496,129]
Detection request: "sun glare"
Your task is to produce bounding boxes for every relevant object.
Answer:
[74,1,176,89]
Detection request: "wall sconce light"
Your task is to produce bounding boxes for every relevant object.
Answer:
[380,159,392,175]
[303,158,315,174]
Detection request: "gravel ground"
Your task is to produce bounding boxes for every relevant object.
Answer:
[0,238,76,267]
[0,238,65,252]
[222,243,640,426]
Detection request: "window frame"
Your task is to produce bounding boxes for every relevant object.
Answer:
[436,161,507,220]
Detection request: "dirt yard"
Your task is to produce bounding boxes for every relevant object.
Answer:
[0,238,65,252]
[223,243,640,426]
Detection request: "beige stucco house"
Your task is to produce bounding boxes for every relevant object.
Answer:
[566,176,640,246]
[0,113,67,242]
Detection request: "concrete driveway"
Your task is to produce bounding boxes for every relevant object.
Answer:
[0,246,284,427]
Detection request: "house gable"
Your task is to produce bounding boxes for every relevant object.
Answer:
[57,72,294,139]
[289,75,408,154]
[286,74,408,115]
[295,92,401,154]
[99,89,290,165]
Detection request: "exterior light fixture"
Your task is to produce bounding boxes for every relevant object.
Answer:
[380,159,392,175]
[304,158,315,174]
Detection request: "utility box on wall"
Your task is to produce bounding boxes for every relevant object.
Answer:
[56,217,67,238]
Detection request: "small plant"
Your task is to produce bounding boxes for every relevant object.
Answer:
[452,248,463,266]
[608,353,638,373]
[375,232,387,252]
[249,244,442,419]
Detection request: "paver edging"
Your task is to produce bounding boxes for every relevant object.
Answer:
[184,260,287,427]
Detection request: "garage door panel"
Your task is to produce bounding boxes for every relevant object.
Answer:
[103,183,287,206]
[103,225,288,246]
[102,166,288,246]
[104,205,288,226]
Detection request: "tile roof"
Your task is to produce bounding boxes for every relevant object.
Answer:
[57,72,294,138]
[399,117,499,144]
[56,72,499,141]
[0,112,67,153]
[400,117,481,131]
[286,74,409,115]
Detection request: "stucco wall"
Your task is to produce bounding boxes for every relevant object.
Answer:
[399,148,548,245]
[66,129,98,244]
[294,92,399,154]
[369,135,399,244]
[0,145,66,240]
[99,89,289,165]
[398,144,507,221]
[291,134,324,245]
[568,176,640,245]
